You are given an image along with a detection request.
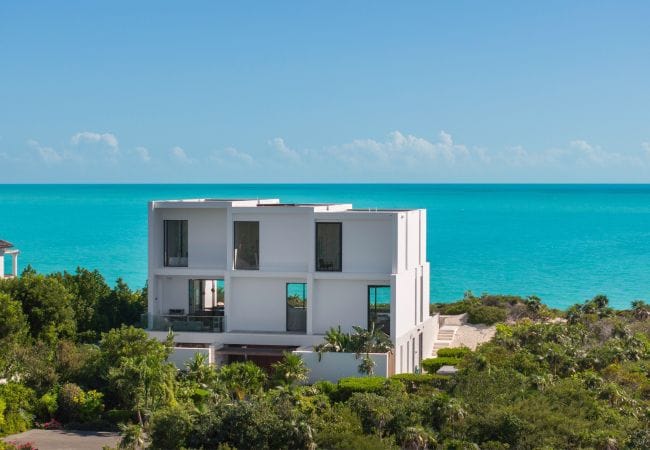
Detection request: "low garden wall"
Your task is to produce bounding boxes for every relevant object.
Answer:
[293,348,389,383]
[167,347,211,368]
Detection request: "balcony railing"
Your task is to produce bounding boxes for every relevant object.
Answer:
[142,313,225,333]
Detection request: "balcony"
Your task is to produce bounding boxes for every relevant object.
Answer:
[143,313,225,333]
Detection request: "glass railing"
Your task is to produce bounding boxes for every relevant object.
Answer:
[141,313,225,332]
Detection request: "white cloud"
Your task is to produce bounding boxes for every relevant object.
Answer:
[642,142,650,156]
[210,147,254,165]
[325,130,472,167]
[71,131,119,149]
[134,146,151,163]
[269,137,301,162]
[28,139,63,163]
[170,146,193,164]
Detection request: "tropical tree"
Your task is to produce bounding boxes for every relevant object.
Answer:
[272,352,309,386]
[357,355,376,376]
[0,272,76,343]
[100,326,175,424]
[217,361,267,400]
[0,292,29,377]
[631,300,649,320]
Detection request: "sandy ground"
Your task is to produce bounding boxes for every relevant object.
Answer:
[2,429,120,450]
[452,323,496,350]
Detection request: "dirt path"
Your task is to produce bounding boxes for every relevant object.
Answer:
[452,323,496,349]
[3,429,120,450]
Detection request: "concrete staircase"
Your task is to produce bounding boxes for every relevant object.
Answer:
[432,314,466,355]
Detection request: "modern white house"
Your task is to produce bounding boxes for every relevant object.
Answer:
[0,240,19,279]
[144,198,438,380]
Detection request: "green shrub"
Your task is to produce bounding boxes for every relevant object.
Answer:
[390,373,451,392]
[103,409,134,424]
[56,383,104,423]
[313,380,336,395]
[467,305,507,325]
[332,376,403,402]
[440,302,470,315]
[35,390,58,421]
[422,357,461,373]
[436,347,472,358]
[150,405,193,450]
[0,383,35,436]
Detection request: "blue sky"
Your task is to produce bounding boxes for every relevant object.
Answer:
[1,1,650,183]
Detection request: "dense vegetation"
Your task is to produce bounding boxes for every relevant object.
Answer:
[1,268,649,449]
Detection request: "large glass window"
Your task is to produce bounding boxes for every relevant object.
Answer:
[316,222,342,271]
[188,279,224,314]
[368,285,390,335]
[286,283,307,333]
[234,221,259,270]
[164,220,188,267]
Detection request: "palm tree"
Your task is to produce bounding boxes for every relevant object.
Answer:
[631,300,649,320]
[357,354,376,376]
[272,352,310,386]
[217,361,267,400]
[118,423,146,450]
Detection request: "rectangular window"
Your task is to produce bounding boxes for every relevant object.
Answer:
[414,273,418,325]
[234,221,259,270]
[406,340,410,372]
[286,283,307,333]
[419,274,424,323]
[316,222,342,271]
[412,337,416,372]
[418,332,423,365]
[368,285,390,335]
[164,220,188,267]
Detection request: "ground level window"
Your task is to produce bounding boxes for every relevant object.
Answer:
[368,285,390,335]
[286,283,307,333]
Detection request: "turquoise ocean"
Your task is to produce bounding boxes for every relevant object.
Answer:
[2,184,650,310]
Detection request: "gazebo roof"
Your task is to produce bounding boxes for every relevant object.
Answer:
[0,240,14,249]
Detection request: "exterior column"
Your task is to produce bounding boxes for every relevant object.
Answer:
[306,274,314,335]
[11,252,18,277]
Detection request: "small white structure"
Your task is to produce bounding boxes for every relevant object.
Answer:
[144,198,437,379]
[0,240,19,279]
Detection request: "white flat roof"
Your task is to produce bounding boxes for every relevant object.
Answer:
[151,198,421,214]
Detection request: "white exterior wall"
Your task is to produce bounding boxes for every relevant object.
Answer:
[312,279,379,334]
[159,277,188,313]
[155,208,227,269]
[340,219,393,273]
[228,277,306,332]
[0,254,4,277]
[393,270,417,337]
[232,210,312,272]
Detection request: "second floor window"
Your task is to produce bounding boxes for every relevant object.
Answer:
[234,221,259,270]
[164,220,188,267]
[316,222,342,271]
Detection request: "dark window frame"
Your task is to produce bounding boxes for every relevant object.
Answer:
[233,221,260,270]
[368,285,391,336]
[315,222,342,272]
[164,219,188,267]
